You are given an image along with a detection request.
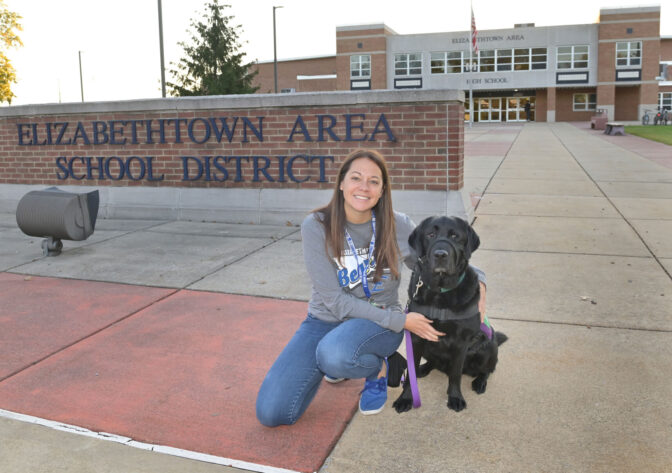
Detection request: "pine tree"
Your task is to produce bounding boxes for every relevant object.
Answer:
[0,0,22,104]
[168,1,258,96]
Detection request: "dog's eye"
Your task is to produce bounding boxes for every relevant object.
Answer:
[450,233,459,240]
[427,232,436,238]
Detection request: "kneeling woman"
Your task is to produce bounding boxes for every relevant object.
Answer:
[255,149,484,426]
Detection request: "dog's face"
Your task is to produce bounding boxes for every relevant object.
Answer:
[409,216,480,290]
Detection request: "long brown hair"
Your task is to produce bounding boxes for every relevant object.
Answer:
[316,149,400,281]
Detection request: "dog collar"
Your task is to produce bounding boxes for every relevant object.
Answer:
[439,272,466,292]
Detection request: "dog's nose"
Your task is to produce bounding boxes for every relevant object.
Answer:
[433,249,449,260]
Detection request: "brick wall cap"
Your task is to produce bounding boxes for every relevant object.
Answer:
[0,89,464,118]
[600,5,660,16]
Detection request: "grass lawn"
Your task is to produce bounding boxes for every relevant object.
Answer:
[624,125,672,145]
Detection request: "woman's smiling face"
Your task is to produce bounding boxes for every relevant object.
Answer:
[339,157,384,224]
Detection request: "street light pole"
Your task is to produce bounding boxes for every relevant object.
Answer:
[157,0,167,98]
[78,51,84,102]
[273,6,283,93]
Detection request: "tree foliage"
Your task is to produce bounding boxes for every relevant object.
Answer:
[0,0,22,104]
[168,1,258,96]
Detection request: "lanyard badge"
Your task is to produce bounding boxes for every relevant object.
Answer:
[344,211,376,299]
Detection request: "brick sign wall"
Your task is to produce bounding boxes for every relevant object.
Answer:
[0,90,467,223]
[1,92,464,190]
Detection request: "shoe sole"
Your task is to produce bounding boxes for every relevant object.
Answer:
[358,404,385,415]
[323,376,345,384]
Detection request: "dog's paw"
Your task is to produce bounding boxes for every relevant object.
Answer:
[417,362,433,378]
[393,395,413,414]
[472,376,487,394]
[447,396,466,412]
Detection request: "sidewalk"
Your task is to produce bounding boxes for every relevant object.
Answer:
[1,122,671,473]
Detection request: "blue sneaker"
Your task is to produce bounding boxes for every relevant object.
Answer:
[324,375,345,384]
[359,359,388,415]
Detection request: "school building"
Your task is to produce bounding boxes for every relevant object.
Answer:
[253,5,672,123]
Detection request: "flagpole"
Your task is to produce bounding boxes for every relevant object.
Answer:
[469,2,476,128]
[469,47,473,128]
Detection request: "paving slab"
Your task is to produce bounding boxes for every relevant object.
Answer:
[473,215,650,256]
[485,178,602,196]
[0,212,16,228]
[0,290,361,473]
[597,181,672,199]
[464,177,491,197]
[493,168,588,180]
[0,273,174,380]
[610,197,672,220]
[323,319,672,473]
[660,258,672,275]
[8,231,275,288]
[148,220,299,240]
[468,250,672,330]
[464,155,504,178]
[1,222,138,271]
[0,228,44,270]
[189,238,313,299]
[0,416,235,473]
[629,220,672,258]
[586,169,672,183]
[476,194,619,218]
[93,218,169,232]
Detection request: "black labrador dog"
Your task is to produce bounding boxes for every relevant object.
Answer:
[391,216,507,413]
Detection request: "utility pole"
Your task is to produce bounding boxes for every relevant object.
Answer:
[273,6,283,93]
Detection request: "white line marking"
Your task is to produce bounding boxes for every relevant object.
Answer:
[0,408,309,473]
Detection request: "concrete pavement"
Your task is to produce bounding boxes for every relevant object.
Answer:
[1,122,671,473]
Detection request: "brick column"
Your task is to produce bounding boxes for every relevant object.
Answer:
[546,87,556,122]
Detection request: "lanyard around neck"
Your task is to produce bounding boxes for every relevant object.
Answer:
[344,210,376,299]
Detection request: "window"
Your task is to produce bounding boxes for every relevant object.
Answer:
[514,48,530,71]
[616,42,641,67]
[660,92,672,111]
[557,45,589,69]
[479,50,495,72]
[531,48,548,70]
[573,93,597,111]
[496,49,512,71]
[431,51,463,74]
[350,55,371,78]
[395,53,422,76]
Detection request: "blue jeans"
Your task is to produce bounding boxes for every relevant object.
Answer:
[255,314,403,427]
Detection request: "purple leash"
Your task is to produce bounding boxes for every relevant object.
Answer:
[404,329,421,408]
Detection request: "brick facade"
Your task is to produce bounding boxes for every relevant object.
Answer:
[251,6,669,123]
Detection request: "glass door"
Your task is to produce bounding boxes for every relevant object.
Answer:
[506,97,535,122]
[478,98,502,122]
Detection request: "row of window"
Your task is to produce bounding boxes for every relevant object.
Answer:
[429,48,547,74]
[571,91,670,112]
[350,41,643,78]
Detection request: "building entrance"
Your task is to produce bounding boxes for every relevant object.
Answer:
[466,96,535,122]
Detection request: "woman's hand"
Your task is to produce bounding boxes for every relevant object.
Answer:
[404,311,445,342]
[479,282,487,323]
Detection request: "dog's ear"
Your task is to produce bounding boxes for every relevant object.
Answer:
[466,222,480,254]
[408,218,428,256]
[408,225,422,255]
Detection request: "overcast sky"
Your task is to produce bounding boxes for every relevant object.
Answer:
[4,0,670,106]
